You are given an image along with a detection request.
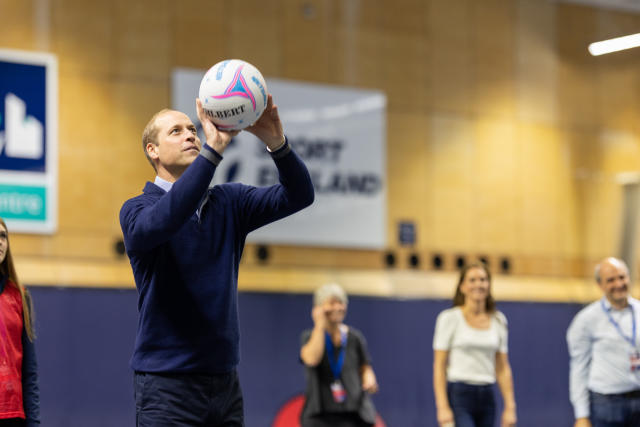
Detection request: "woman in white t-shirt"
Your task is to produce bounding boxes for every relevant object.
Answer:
[432,263,517,427]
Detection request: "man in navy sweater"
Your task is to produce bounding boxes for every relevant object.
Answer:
[120,94,314,426]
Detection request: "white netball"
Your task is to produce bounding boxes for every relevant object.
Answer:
[198,59,268,131]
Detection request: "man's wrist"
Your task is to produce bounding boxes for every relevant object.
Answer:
[267,136,291,159]
[266,136,287,152]
[200,144,223,166]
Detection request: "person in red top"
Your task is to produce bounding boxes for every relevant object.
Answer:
[0,218,39,426]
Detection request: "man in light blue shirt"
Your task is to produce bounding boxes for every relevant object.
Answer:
[567,257,640,427]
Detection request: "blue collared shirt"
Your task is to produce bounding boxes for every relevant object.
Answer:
[154,175,209,219]
[567,296,640,419]
[152,144,223,218]
[153,175,173,193]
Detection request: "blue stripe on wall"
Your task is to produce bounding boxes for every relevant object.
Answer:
[30,287,581,426]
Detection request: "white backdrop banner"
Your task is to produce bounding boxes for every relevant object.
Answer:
[172,69,386,248]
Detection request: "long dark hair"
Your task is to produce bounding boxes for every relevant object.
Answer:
[452,262,496,313]
[0,218,35,340]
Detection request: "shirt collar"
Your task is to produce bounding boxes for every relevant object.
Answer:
[601,296,633,311]
[154,176,173,193]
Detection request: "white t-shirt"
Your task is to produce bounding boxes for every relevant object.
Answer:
[433,307,508,385]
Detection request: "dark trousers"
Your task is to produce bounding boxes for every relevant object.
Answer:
[134,370,244,427]
[590,390,640,427]
[0,419,25,427]
[447,382,496,427]
[301,412,374,427]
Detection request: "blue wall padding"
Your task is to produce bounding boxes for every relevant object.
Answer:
[29,287,581,427]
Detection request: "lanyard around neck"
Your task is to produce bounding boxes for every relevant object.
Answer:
[325,329,347,379]
[601,299,636,348]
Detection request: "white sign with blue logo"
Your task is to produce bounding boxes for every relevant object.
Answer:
[0,49,57,233]
[173,68,386,248]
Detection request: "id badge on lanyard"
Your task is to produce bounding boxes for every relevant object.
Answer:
[632,352,640,372]
[330,380,346,403]
[601,300,640,372]
[326,329,348,403]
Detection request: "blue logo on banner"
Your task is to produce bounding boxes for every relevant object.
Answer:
[0,61,47,172]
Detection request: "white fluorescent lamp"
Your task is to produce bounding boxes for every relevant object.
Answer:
[588,33,640,56]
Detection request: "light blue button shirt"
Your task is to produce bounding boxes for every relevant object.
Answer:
[567,296,640,419]
[154,176,173,193]
[154,176,208,219]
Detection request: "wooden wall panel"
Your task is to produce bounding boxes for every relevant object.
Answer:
[515,0,558,125]
[597,64,640,131]
[426,0,473,115]
[595,8,640,40]
[112,0,170,81]
[472,0,515,53]
[379,0,426,37]
[556,3,597,55]
[227,1,283,74]
[57,76,114,232]
[3,0,640,296]
[428,47,474,115]
[50,0,113,78]
[111,79,170,201]
[474,50,515,119]
[473,119,519,253]
[1,1,36,49]
[472,0,516,118]
[386,111,430,247]
[426,0,472,47]
[426,114,474,250]
[518,123,564,254]
[557,60,598,128]
[380,33,428,112]
[330,28,384,88]
[281,0,334,81]
[171,1,230,70]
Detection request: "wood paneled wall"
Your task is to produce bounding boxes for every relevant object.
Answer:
[2,0,640,300]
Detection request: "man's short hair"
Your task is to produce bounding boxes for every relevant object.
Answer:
[594,257,629,283]
[142,109,172,170]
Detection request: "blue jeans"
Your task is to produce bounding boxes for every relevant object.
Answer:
[447,382,496,427]
[590,390,640,427]
[134,370,244,427]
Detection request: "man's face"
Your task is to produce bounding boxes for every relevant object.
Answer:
[599,261,630,308]
[148,111,202,177]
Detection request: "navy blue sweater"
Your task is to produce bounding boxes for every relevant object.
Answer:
[120,142,314,374]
